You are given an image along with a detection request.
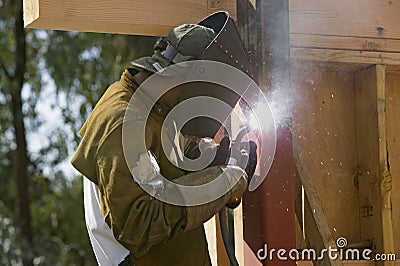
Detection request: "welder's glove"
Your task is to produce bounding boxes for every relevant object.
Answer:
[210,136,230,166]
[230,140,258,181]
[223,141,257,209]
[240,141,258,181]
[183,136,231,167]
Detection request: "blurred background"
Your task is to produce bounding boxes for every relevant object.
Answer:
[0,0,156,264]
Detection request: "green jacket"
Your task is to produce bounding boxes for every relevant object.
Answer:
[71,70,246,265]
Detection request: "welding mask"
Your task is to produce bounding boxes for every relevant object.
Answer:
[131,11,253,138]
[179,11,253,137]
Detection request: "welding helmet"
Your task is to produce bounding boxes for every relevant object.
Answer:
[180,11,253,137]
[131,12,252,138]
[131,24,216,73]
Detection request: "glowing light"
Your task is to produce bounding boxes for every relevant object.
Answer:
[248,101,275,131]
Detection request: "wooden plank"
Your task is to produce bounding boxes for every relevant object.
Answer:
[291,61,369,73]
[355,65,379,248]
[292,65,360,245]
[291,67,358,263]
[302,181,333,266]
[23,0,39,26]
[23,0,236,36]
[355,66,388,263]
[207,0,237,18]
[290,34,400,53]
[291,48,400,66]
[386,65,400,75]
[293,141,340,266]
[386,73,400,259]
[355,66,397,265]
[376,65,395,266]
[289,0,400,39]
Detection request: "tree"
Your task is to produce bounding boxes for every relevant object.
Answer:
[0,1,34,264]
[0,0,155,264]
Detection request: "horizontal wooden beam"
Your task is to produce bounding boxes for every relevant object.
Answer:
[291,48,400,66]
[23,0,236,36]
[289,0,400,39]
[291,34,400,53]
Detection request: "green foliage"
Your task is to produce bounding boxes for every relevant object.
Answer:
[29,175,93,265]
[0,0,156,264]
[44,31,155,141]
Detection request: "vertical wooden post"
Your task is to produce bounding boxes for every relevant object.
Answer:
[355,65,395,266]
[386,70,400,261]
[356,66,383,264]
[376,65,395,266]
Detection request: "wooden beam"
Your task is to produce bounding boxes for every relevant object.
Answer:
[289,0,400,39]
[355,66,381,254]
[376,65,395,266]
[291,48,400,66]
[290,34,400,53]
[293,142,341,266]
[386,73,400,259]
[23,0,236,36]
[354,65,397,265]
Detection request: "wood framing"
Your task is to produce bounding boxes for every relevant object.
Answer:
[291,62,361,263]
[355,65,396,266]
[289,0,400,72]
[355,66,383,252]
[23,0,237,36]
[290,34,400,54]
[386,73,400,259]
[289,0,400,39]
[376,65,395,262]
[291,48,400,66]
[293,143,340,266]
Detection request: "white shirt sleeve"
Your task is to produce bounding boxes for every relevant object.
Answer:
[83,177,130,266]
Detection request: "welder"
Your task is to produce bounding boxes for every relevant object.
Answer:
[71,12,257,266]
